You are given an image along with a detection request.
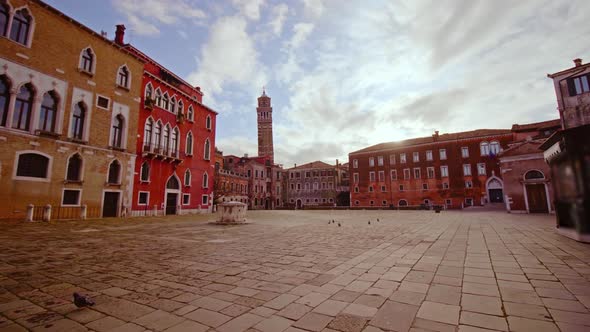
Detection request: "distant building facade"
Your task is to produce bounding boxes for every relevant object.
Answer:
[0,0,144,219]
[117,26,217,216]
[499,120,560,214]
[349,130,514,208]
[214,151,248,204]
[285,161,350,208]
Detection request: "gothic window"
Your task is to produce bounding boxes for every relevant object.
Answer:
[163,125,170,154]
[39,91,58,132]
[187,105,194,121]
[489,141,500,155]
[0,3,8,37]
[0,75,10,126]
[108,160,121,184]
[111,115,124,148]
[71,102,86,140]
[184,169,191,186]
[203,138,210,160]
[206,115,211,129]
[66,154,82,182]
[13,83,34,131]
[186,132,193,155]
[143,118,153,149]
[202,172,208,188]
[80,48,94,73]
[10,9,32,45]
[140,161,150,182]
[162,93,169,110]
[117,65,130,88]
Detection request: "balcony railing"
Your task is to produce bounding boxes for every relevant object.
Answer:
[142,143,182,162]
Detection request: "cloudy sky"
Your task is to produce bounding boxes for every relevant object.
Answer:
[47,0,590,167]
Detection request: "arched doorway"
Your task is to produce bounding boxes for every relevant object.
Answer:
[398,199,408,207]
[296,199,302,209]
[165,175,180,215]
[486,176,504,203]
[524,170,549,213]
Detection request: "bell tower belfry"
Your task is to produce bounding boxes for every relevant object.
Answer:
[257,88,274,163]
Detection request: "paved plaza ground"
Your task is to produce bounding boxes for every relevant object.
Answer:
[0,210,589,332]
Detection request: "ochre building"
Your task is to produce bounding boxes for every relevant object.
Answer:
[0,0,144,219]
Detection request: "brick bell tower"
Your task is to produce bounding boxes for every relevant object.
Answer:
[257,88,274,163]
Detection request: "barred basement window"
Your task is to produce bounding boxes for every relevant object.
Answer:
[62,190,80,206]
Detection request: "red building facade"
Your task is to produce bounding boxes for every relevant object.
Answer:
[349,130,514,208]
[113,26,217,216]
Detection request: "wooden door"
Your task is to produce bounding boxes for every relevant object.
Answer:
[166,193,177,215]
[103,192,119,217]
[527,184,548,213]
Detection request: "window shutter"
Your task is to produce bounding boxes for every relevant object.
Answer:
[567,78,577,96]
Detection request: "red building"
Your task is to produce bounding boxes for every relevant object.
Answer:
[113,26,217,216]
[349,130,514,208]
[499,120,560,214]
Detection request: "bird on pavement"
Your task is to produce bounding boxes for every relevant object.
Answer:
[73,292,95,307]
[368,221,371,225]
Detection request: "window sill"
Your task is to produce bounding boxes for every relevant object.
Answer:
[64,180,83,185]
[79,69,94,77]
[116,84,130,91]
[109,146,126,152]
[69,138,88,144]
[105,182,122,187]
[36,130,60,139]
[140,180,150,184]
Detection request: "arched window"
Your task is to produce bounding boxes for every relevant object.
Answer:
[170,97,176,113]
[39,91,58,132]
[480,142,489,156]
[17,152,49,178]
[155,88,162,107]
[71,102,86,140]
[143,118,153,149]
[203,138,210,160]
[13,83,34,131]
[163,125,170,154]
[202,172,208,188]
[171,127,179,155]
[67,154,82,182]
[184,169,191,186]
[117,65,129,88]
[0,3,9,37]
[111,115,124,148]
[489,141,500,155]
[140,161,150,182]
[524,170,545,180]
[80,48,94,73]
[206,115,212,129]
[145,83,153,100]
[186,132,193,155]
[108,160,120,184]
[398,199,408,207]
[178,101,183,115]
[10,9,31,45]
[162,93,169,110]
[187,105,194,121]
[0,75,10,126]
[154,121,162,151]
[166,176,179,189]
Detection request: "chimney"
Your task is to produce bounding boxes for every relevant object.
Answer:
[574,58,583,67]
[243,153,248,158]
[294,163,297,168]
[100,30,107,38]
[336,159,339,166]
[433,130,439,141]
[115,24,126,45]
[196,86,201,92]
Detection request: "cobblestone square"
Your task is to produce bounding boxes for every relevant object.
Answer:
[0,210,589,331]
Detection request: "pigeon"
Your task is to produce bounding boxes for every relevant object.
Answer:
[73,292,95,307]
[368,221,371,225]
[328,220,331,224]
[338,222,341,227]
[377,218,380,222]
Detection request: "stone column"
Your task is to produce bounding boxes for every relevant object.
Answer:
[80,204,87,220]
[4,90,17,129]
[43,204,51,222]
[25,204,34,222]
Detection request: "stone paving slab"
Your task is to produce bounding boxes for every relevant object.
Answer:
[0,210,588,331]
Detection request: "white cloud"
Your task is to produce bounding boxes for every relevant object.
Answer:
[112,0,206,36]
[186,16,267,103]
[301,0,324,19]
[288,23,314,49]
[232,0,265,21]
[269,4,289,36]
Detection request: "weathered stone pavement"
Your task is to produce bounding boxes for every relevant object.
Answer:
[0,210,589,331]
